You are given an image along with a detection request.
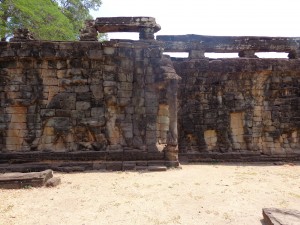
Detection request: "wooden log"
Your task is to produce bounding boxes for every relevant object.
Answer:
[0,169,53,189]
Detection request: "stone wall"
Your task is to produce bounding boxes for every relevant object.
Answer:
[174,58,300,158]
[1,20,300,170]
[0,40,180,171]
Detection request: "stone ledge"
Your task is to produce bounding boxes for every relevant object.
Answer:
[0,161,177,173]
[157,34,300,53]
[0,151,166,163]
[179,152,300,163]
[0,169,53,189]
[95,17,161,33]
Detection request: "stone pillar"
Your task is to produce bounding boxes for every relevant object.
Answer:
[139,28,155,40]
[288,50,300,59]
[79,20,98,41]
[165,79,179,166]
[189,50,205,59]
[239,50,258,58]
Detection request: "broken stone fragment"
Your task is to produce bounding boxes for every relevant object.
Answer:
[79,20,98,41]
[10,28,35,42]
[262,208,300,225]
[45,177,61,187]
[0,170,53,189]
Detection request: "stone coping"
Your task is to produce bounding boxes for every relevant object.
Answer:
[157,34,300,55]
[95,17,161,33]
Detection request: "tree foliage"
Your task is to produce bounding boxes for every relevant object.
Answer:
[0,0,102,41]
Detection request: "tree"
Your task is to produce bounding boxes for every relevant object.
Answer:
[0,0,102,41]
[55,0,102,38]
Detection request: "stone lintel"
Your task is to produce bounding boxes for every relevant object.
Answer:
[157,34,300,54]
[95,17,161,40]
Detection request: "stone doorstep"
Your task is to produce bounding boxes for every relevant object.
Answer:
[0,169,53,189]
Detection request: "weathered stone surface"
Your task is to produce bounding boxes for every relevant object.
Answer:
[45,177,61,187]
[80,20,98,41]
[95,17,161,40]
[175,57,300,157]
[148,166,167,171]
[0,169,53,189]
[157,34,300,57]
[263,208,300,225]
[1,19,300,171]
[10,28,35,42]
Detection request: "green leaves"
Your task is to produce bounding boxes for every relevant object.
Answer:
[0,0,102,41]
[12,0,75,40]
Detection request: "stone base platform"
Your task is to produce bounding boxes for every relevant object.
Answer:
[0,161,174,173]
[179,152,300,163]
[0,150,178,172]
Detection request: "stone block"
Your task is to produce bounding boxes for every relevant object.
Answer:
[92,162,106,170]
[43,127,54,136]
[118,91,132,98]
[74,86,89,93]
[88,49,103,59]
[103,47,115,55]
[119,98,131,106]
[8,123,27,130]
[5,137,22,146]
[10,114,26,123]
[76,101,91,111]
[204,129,217,150]
[117,72,127,82]
[127,73,133,82]
[104,86,116,95]
[148,166,167,171]
[5,145,18,151]
[103,81,116,87]
[41,109,55,117]
[136,166,148,171]
[122,162,136,170]
[45,177,61,187]
[106,162,122,171]
[6,130,19,137]
[263,208,300,225]
[103,65,117,73]
[90,85,103,100]
[103,72,116,81]
[5,107,27,114]
[91,107,105,117]
[118,82,133,91]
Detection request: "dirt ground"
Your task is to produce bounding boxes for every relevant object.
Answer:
[0,163,300,225]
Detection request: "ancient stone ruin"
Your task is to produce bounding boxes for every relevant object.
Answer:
[0,17,300,171]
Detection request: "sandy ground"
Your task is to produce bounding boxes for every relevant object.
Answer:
[0,163,300,225]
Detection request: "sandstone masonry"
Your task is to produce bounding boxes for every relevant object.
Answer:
[0,17,300,171]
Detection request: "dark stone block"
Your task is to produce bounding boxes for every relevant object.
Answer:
[106,162,122,171]
[122,162,136,170]
[107,151,123,161]
[136,166,148,171]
